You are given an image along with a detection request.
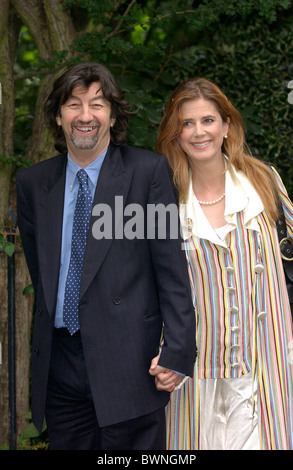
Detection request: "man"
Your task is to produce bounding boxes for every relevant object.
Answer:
[16,62,196,450]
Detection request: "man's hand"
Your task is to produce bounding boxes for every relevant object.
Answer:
[149,354,184,392]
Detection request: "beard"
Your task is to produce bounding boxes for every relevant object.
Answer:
[70,122,100,149]
[71,133,98,149]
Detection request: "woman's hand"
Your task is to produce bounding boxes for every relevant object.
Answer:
[149,354,184,392]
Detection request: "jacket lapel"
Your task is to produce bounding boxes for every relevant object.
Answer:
[80,144,133,300]
[37,154,67,317]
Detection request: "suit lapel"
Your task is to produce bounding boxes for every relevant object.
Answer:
[80,144,133,300]
[37,155,67,317]
[36,146,133,310]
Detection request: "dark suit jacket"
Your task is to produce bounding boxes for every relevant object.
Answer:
[16,142,196,433]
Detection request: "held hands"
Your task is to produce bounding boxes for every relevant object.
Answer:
[149,354,184,392]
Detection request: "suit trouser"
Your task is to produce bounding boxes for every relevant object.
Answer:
[45,327,166,450]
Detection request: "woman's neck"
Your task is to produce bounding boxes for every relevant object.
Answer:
[190,157,226,199]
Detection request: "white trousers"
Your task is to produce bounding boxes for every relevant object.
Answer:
[198,373,260,450]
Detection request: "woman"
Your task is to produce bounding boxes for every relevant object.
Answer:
[156,78,293,450]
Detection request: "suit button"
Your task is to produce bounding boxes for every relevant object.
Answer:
[113,297,122,305]
[33,347,39,355]
[38,308,42,316]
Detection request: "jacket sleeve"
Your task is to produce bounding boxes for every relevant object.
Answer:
[271,166,293,238]
[147,155,197,377]
[16,170,39,293]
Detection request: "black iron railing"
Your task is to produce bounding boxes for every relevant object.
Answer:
[0,207,20,450]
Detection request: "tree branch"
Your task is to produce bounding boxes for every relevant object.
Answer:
[102,8,197,41]
[105,0,137,41]
[13,66,63,82]
[153,45,173,83]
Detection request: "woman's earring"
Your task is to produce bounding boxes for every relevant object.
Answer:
[224,135,228,139]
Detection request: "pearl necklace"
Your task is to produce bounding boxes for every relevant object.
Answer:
[197,192,225,206]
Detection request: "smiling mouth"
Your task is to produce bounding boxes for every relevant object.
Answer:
[75,126,98,133]
[191,140,211,148]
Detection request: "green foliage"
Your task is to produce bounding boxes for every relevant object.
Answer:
[12,0,293,196]
[0,233,15,257]
[0,152,31,169]
[0,412,48,450]
[159,10,293,194]
[22,412,47,439]
[14,27,40,157]
[22,283,34,295]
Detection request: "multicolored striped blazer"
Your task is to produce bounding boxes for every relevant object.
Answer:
[166,164,293,450]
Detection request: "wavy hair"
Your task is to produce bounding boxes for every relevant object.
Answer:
[45,62,132,153]
[156,77,279,224]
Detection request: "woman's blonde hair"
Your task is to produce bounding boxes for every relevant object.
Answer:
[156,77,279,224]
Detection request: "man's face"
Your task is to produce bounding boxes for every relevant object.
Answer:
[56,82,115,159]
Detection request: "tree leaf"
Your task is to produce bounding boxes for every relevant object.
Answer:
[4,242,14,257]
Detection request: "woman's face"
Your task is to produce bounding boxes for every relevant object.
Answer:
[178,98,229,165]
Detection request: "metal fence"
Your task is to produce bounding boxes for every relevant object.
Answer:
[1,208,20,450]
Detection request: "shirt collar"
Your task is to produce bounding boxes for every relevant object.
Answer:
[180,159,264,243]
[66,148,107,191]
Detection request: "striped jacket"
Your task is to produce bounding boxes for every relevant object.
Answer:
[166,164,293,450]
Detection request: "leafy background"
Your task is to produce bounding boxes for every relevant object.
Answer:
[13,0,293,195]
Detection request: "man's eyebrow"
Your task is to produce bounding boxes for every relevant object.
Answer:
[65,94,108,106]
[91,95,106,101]
[66,87,106,101]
